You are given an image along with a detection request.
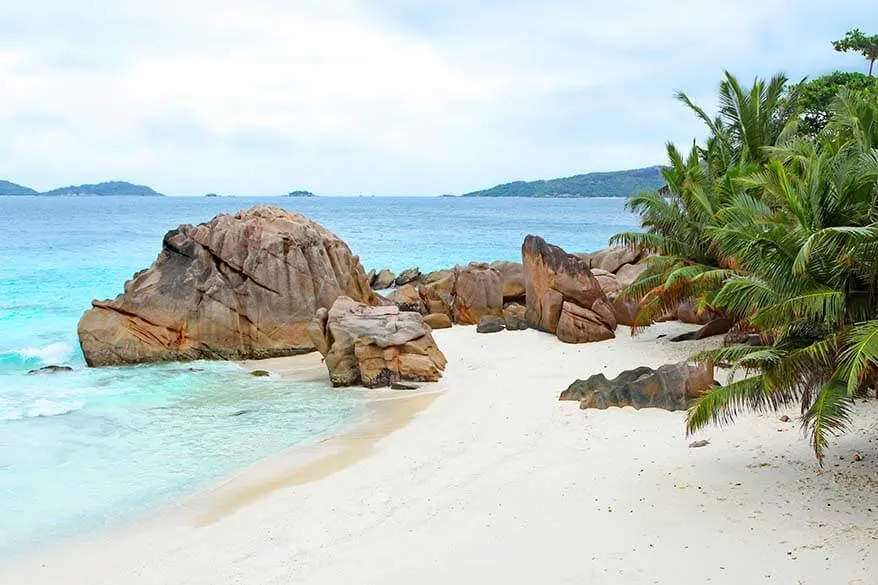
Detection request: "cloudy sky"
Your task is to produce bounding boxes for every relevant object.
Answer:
[0,1,872,196]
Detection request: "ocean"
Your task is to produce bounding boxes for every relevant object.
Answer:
[0,195,639,554]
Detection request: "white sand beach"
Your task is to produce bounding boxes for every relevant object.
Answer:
[4,323,876,584]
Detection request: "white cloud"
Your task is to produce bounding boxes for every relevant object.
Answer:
[0,0,870,194]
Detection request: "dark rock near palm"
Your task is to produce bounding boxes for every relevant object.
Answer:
[670,318,735,342]
[559,361,715,411]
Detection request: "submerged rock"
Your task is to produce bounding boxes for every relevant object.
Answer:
[559,361,715,411]
[249,370,270,377]
[26,365,74,375]
[522,235,616,343]
[77,206,377,367]
[308,296,447,388]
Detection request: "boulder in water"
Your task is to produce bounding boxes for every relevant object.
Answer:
[77,206,377,367]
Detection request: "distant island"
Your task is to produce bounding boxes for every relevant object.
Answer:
[0,180,38,196]
[0,180,164,197]
[286,190,315,197]
[461,166,663,198]
[205,193,220,198]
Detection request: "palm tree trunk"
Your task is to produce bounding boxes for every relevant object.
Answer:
[870,59,874,77]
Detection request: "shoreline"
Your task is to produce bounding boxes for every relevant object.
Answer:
[3,323,876,584]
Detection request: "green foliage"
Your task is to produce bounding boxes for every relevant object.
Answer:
[462,166,664,198]
[612,67,878,461]
[832,29,878,76]
[795,72,878,135]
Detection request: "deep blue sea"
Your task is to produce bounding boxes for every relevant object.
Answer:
[0,195,638,554]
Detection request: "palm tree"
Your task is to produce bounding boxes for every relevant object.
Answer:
[686,89,878,461]
[611,72,799,328]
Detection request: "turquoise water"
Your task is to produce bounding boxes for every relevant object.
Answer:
[0,195,638,554]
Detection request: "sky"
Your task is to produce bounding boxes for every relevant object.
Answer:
[0,1,874,196]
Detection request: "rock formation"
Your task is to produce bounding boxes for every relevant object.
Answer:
[308,297,447,388]
[423,313,453,329]
[453,262,504,325]
[559,361,715,411]
[476,315,506,334]
[371,269,396,290]
[78,206,378,366]
[490,261,526,301]
[522,235,616,343]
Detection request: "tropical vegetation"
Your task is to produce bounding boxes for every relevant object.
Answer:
[611,40,878,462]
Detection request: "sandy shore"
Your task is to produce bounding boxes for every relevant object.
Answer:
[4,323,877,584]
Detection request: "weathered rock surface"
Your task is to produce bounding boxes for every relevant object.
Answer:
[453,263,503,325]
[522,235,616,343]
[423,268,454,285]
[476,315,506,334]
[308,296,446,388]
[675,300,713,325]
[615,262,648,289]
[592,270,621,295]
[422,273,455,316]
[78,206,378,367]
[587,246,641,273]
[490,261,526,300]
[423,313,453,329]
[609,294,640,327]
[503,302,528,331]
[395,267,421,287]
[387,284,426,314]
[559,361,715,411]
[371,269,396,290]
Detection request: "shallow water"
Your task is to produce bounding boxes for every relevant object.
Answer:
[0,195,638,553]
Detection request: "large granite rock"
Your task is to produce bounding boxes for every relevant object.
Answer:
[522,235,616,343]
[423,313,453,330]
[453,262,503,325]
[559,361,715,411]
[394,267,421,287]
[387,283,426,314]
[78,206,378,367]
[490,261,526,300]
[371,269,396,290]
[615,262,648,289]
[670,318,735,342]
[586,246,641,273]
[503,302,528,331]
[308,297,447,388]
[591,269,621,295]
[422,272,455,316]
